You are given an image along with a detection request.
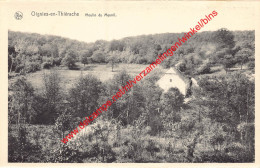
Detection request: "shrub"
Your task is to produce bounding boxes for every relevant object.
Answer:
[195,151,233,162]
[224,142,254,162]
[42,62,53,69]
[196,62,211,74]
[176,61,186,72]
[15,64,25,73]
[136,57,147,64]
[210,134,225,151]
[51,145,84,163]
[91,51,106,63]
[62,50,77,69]
[180,119,195,133]
[25,62,41,73]
[8,125,43,162]
[53,57,62,66]
[247,61,255,70]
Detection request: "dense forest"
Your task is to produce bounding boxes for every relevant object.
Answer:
[8,29,255,162]
[8,29,254,74]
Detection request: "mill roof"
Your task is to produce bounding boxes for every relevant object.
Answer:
[163,67,189,83]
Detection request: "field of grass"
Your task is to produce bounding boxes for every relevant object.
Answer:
[9,63,166,92]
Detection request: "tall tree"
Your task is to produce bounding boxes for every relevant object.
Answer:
[107,51,120,72]
[196,73,254,127]
[69,74,103,118]
[8,44,17,72]
[160,87,184,123]
[107,40,125,52]
[91,51,106,63]
[80,50,92,66]
[42,69,63,123]
[62,50,77,69]
[9,77,35,124]
[235,48,252,70]
[105,71,145,125]
[221,54,236,73]
[214,28,235,50]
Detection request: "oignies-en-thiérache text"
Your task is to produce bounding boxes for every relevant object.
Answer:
[31,11,79,17]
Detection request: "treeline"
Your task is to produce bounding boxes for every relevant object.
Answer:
[8,69,255,162]
[8,29,255,75]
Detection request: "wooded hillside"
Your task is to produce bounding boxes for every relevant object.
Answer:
[8,29,255,75]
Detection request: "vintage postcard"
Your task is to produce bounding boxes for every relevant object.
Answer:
[0,1,259,167]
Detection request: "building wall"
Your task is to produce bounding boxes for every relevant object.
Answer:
[157,73,187,95]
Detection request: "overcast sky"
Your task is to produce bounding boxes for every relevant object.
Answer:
[7,1,257,43]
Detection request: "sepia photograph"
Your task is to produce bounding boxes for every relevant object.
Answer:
[0,1,259,165]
